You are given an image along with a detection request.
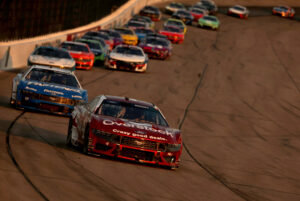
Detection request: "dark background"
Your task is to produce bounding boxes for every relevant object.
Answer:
[0,0,128,41]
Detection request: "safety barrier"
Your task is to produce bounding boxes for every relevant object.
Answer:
[0,0,170,70]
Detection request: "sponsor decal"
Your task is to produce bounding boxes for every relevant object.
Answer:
[25,86,37,92]
[72,95,82,99]
[27,81,81,93]
[44,89,64,95]
[103,119,173,136]
[112,128,167,141]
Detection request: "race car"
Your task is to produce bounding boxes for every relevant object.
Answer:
[105,45,148,72]
[139,5,161,21]
[196,0,218,15]
[139,36,172,60]
[67,95,182,169]
[159,26,184,44]
[126,20,149,30]
[98,29,124,48]
[198,15,220,30]
[27,46,75,71]
[131,15,155,29]
[60,41,95,70]
[10,65,87,116]
[83,31,114,51]
[76,38,108,64]
[165,2,186,15]
[172,9,194,25]
[272,6,295,18]
[134,27,154,42]
[164,18,187,34]
[114,28,138,46]
[228,5,249,19]
[189,7,208,22]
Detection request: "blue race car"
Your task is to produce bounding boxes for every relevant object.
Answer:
[10,65,87,116]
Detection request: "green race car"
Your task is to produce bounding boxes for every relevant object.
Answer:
[198,15,220,30]
[76,38,108,64]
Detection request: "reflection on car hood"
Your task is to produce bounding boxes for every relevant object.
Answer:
[109,52,145,62]
[29,55,75,68]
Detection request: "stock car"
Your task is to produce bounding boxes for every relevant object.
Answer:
[198,15,220,30]
[134,28,155,41]
[98,29,124,47]
[131,15,155,29]
[10,65,87,116]
[60,41,95,70]
[76,38,107,64]
[172,9,194,25]
[114,28,138,46]
[67,95,182,169]
[126,20,149,30]
[228,5,249,19]
[27,46,75,71]
[196,0,218,15]
[165,2,186,15]
[139,36,172,60]
[106,45,148,72]
[164,18,187,34]
[189,7,208,21]
[139,5,161,21]
[272,6,295,18]
[83,31,114,51]
[159,26,184,44]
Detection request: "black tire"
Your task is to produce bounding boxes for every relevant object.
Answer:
[66,117,73,146]
[82,124,90,155]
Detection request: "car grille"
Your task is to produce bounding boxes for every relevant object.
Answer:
[120,147,155,161]
[116,60,137,69]
[22,90,75,105]
[74,58,92,63]
[94,130,166,151]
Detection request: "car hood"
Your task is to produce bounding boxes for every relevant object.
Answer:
[92,115,180,144]
[109,52,145,62]
[69,51,93,58]
[29,55,75,68]
[19,80,86,100]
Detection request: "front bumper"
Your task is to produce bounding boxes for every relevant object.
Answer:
[106,58,147,72]
[87,130,181,168]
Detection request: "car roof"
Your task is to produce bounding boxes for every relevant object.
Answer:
[103,95,154,107]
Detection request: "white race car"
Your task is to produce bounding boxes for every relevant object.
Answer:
[228,5,249,19]
[28,46,76,70]
[105,45,148,73]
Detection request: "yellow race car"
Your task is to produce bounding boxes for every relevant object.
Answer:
[114,27,138,46]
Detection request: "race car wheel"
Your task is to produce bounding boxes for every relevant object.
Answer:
[82,124,90,155]
[66,117,73,146]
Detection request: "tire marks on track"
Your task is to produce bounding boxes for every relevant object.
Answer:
[6,111,50,201]
[178,64,252,201]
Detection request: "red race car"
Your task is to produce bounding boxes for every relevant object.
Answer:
[67,95,182,169]
[61,41,94,70]
[189,7,208,21]
[139,36,172,60]
[159,25,184,44]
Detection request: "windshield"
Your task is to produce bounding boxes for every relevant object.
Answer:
[33,47,71,59]
[204,16,217,21]
[61,43,89,52]
[78,40,101,50]
[146,38,168,47]
[115,46,143,56]
[25,68,79,88]
[166,20,184,28]
[233,6,245,11]
[163,26,181,33]
[97,100,168,126]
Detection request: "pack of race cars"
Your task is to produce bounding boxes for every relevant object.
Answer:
[10,0,296,170]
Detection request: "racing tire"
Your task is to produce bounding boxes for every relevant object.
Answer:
[66,117,73,147]
[82,124,90,155]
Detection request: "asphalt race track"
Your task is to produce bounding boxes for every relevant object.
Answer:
[1,3,300,201]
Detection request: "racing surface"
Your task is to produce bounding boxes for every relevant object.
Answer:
[1,2,300,201]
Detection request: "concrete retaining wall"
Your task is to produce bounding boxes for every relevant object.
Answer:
[0,0,170,70]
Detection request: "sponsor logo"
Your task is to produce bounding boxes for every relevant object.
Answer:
[103,119,173,136]
[27,81,81,93]
[112,128,167,141]
[44,89,64,95]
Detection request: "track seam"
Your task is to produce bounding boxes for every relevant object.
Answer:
[178,64,251,201]
[6,111,50,201]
